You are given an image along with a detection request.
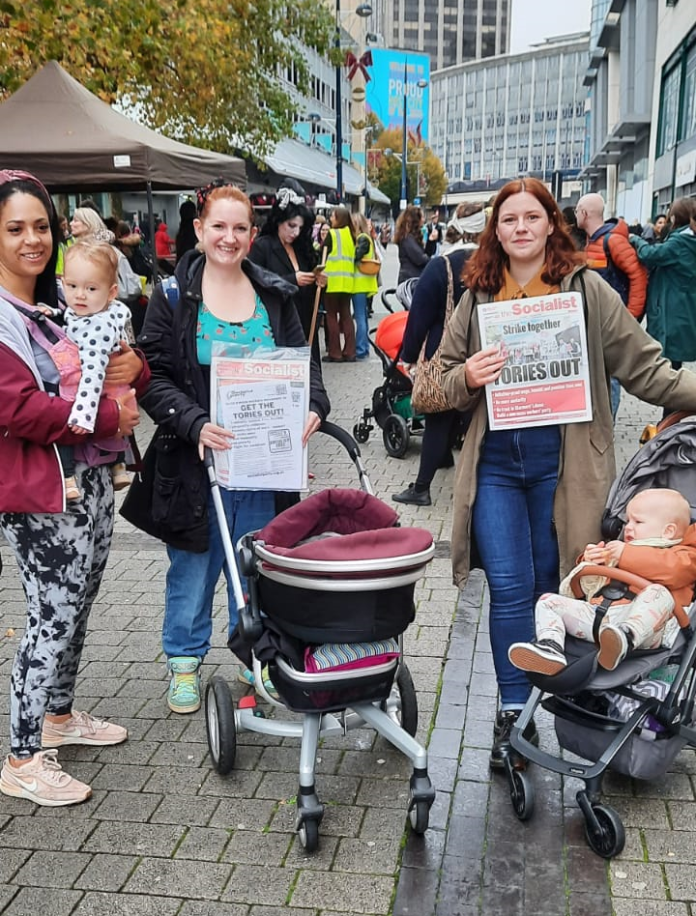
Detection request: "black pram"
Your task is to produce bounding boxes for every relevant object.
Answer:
[507,414,696,858]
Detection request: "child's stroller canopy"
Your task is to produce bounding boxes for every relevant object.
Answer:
[255,488,433,566]
[602,415,696,540]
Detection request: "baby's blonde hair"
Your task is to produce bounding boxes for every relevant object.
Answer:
[629,488,692,537]
[64,239,119,287]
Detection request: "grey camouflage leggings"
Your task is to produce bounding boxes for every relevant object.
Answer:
[1,464,114,757]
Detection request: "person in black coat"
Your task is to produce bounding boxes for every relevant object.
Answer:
[248,185,323,361]
[175,199,198,263]
[394,205,429,283]
[122,182,330,712]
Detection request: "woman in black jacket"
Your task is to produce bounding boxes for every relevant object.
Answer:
[122,182,330,713]
[248,186,323,360]
[394,204,429,283]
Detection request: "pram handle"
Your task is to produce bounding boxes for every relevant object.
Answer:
[569,564,692,630]
[319,419,362,461]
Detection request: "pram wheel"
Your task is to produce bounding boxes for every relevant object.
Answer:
[205,675,237,775]
[509,768,534,821]
[353,423,370,444]
[298,817,320,852]
[408,799,430,834]
[583,802,625,858]
[383,414,409,458]
[382,664,418,737]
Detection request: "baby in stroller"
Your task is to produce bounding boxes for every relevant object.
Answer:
[509,488,696,674]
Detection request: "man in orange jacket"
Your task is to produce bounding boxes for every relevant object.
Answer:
[576,193,648,418]
[576,194,648,319]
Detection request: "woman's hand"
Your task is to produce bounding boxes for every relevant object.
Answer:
[302,410,321,446]
[464,345,506,390]
[198,422,235,460]
[114,390,140,436]
[106,342,143,384]
[295,271,317,287]
[314,270,328,288]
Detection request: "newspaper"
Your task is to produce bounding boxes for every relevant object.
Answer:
[478,292,592,430]
[210,346,310,491]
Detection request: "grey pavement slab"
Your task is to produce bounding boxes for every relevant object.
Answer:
[1,242,695,913]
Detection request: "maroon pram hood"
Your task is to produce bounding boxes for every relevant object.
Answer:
[255,488,433,562]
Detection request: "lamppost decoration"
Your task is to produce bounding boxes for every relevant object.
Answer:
[333,0,373,203]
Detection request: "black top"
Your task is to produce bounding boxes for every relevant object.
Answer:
[401,246,473,362]
[397,235,430,284]
[248,234,318,340]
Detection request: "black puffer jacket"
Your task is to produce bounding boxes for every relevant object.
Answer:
[120,250,330,551]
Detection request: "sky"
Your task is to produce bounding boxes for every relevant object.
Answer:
[510,0,592,54]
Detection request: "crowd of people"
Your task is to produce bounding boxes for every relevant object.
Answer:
[2,161,696,808]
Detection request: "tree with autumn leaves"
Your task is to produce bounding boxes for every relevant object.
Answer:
[0,0,334,156]
[367,126,447,211]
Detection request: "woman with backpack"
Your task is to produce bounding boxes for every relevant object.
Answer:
[122,181,329,714]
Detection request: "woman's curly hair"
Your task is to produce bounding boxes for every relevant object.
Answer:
[393,205,424,246]
[464,178,583,293]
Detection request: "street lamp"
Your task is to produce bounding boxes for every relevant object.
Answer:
[399,60,428,210]
[334,1,372,203]
[385,147,423,209]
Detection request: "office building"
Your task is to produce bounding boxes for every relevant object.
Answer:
[581,0,695,219]
[376,0,511,70]
[431,33,589,193]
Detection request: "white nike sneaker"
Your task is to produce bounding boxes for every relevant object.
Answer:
[0,750,92,807]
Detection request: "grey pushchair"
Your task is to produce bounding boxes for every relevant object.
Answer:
[508,413,696,858]
[202,421,436,853]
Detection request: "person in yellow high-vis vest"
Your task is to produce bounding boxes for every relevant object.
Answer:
[322,206,356,362]
[352,213,379,359]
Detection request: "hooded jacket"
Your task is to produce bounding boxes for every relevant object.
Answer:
[584,218,648,320]
[120,251,330,551]
[155,223,175,258]
[0,293,149,513]
[618,524,696,611]
[632,226,696,363]
[440,267,696,588]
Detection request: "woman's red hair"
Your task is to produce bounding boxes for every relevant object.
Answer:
[464,178,584,293]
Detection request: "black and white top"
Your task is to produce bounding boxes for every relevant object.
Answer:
[64,300,131,432]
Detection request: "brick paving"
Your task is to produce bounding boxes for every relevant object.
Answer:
[1,246,695,915]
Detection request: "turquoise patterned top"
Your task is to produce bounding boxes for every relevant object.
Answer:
[196,295,275,365]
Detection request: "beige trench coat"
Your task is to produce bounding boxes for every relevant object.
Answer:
[440,266,696,588]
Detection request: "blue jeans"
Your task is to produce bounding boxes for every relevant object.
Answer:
[163,488,275,660]
[472,426,561,707]
[610,377,620,421]
[353,292,370,359]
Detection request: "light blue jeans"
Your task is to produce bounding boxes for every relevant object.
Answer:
[610,377,621,421]
[353,292,370,359]
[472,426,561,707]
[163,488,275,660]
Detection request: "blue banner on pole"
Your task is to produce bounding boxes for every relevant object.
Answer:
[364,49,430,144]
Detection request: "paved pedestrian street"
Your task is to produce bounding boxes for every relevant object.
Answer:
[1,248,696,915]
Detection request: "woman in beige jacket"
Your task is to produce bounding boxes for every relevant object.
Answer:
[440,177,696,770]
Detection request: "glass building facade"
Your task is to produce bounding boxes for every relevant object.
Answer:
[431,35,590,185]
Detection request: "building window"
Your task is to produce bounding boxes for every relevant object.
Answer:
[659,64,681,153]
[683,42,696,141]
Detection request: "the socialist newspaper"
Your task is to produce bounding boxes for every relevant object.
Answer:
[478,292,592,430]
[210,348,310,491]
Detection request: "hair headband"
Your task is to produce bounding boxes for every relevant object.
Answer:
[277,187,304,210]
[448,210,486,236]
[0,169,53,212]
[195,177,229,216]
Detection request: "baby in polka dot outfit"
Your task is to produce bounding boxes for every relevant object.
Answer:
[59,240,133,500]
